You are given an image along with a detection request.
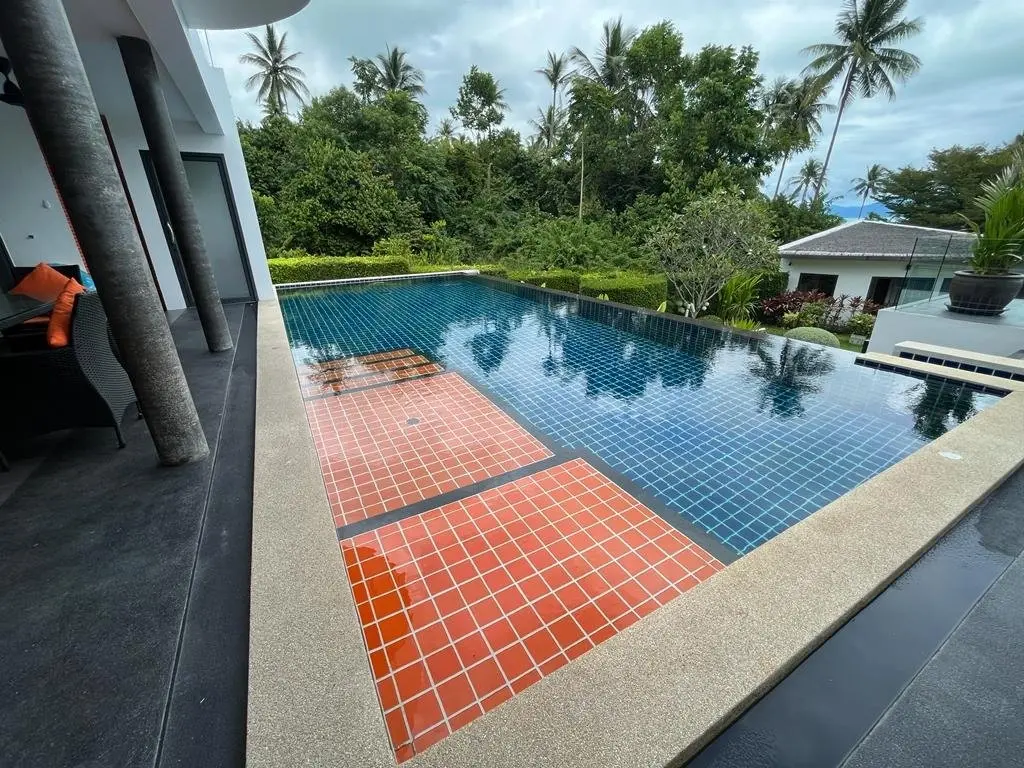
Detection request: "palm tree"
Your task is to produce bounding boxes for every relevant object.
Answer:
[570,17,637,90]
[530,105,566,149]
[802,0,923,199]
[435,118,457,146]
[372,45,426,97]
[791,158,825,203]
[536,51,569,112]
[240,24,309,115]
[761,76,796,140]
[772,77,834,197]
[750,340,836,418]
[851,164,887,217]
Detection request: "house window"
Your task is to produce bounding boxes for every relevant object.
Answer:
[796,273,838,295]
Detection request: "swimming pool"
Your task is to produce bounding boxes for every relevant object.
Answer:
[280,275,998,556]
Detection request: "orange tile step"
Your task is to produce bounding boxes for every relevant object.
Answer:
[341,457,725,762]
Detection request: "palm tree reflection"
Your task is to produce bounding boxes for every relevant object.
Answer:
[749,339,836,418]
[911,379,976,440]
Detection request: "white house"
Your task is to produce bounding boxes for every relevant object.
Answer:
[0,0,308,310]
[778,220,976,307]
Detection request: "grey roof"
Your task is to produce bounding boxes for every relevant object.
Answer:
[779,220,976,262]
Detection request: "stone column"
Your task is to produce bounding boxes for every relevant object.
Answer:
[117,35,233,354]
[0,0,209,465]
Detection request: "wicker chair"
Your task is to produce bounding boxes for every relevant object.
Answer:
[0,292,137,449]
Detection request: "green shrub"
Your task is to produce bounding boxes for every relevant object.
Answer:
[507,269,581,293]
[505,217,636,271]
[846,312,876,336]
[371,236,414,260]
[796,301,827,328]
[698,314,724,325]
[268,255,411,284]
[580,274,668,309]
[784,326,841,348]
[718,272,763,321]
[757,270,789,300]
[781,311,800,329]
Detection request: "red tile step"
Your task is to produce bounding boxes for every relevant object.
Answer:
[305,372,552,527]
[341,458,725,761]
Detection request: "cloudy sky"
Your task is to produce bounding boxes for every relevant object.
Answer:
[204,0,1024,207]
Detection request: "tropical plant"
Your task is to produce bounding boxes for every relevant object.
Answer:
[647,192,778,316]
[718,273,764,322]
[784,326,841,347]
[846,312,876,336]
[372,46,426,97]
[240,25,310,115]
[530,106,566,150]
[750,339,836,417]
[772,77,835,197]
[435,118,457,146]
[570,17,638,90]
[961,147,1024,274]
[791,158,825,203]
[537,51,570,111]
[851,164,887,218]
[728,317,767,332]
[802,0,923,199]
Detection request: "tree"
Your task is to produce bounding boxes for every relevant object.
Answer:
[536,51,569,112]
[451,66,508,139]
[570,16,637,90]
[873,138,1024,229]
[279,140,420,254]
[348,56,379,103]
[435,118,457,145]
[771,76,834,197]
[802,0,923,199]
[370,45,425,98]
[240,24,309,115]
[791,158,825,203]
[851,163,887,218]
[768,196,843,243]
[646,192,778,316]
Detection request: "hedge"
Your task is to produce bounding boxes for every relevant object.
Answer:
[409,263,508,277]
[784,326,841,348]
[507,269,581,293]
[580,274,668,310]
[757,270,790,300]
[268,255,410,284]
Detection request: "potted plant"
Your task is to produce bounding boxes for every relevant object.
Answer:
[948,149,1024,315]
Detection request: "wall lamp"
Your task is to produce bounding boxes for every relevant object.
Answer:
[0,57,25,107]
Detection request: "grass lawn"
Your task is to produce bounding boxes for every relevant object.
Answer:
[763,325,865,354]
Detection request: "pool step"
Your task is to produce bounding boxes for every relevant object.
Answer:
[893,342,1024,382]
[855,352,1024,394]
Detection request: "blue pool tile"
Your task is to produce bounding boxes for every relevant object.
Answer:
[279,276,1000,555]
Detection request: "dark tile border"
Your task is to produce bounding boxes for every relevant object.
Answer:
[855,358,1011,396]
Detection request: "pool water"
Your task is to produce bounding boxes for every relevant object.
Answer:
[280,276,998,555]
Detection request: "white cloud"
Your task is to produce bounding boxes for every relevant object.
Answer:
[208,0,1024,205]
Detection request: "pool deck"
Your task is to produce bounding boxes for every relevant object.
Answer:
[248,295,1024,767]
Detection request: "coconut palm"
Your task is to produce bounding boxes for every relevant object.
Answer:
[802,0,923,199]
[791,158,825,203]
[435,118,457,146]
[570,17,637,90]
[372,45,426,97]
[750,340,836,418]
[536,51,570,112]
[851,164,887,217]
[530,105,566,149]
[240,24,309,115]
[773,77,835,197]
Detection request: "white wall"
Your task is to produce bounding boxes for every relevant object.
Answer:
[781,256,961,301]
[869,305,1024,357]
[0,107,83,269]
[0,32,272,310]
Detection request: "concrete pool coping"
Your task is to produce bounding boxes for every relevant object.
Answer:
[248,294,1024,767]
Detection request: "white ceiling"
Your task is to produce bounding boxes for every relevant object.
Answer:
[175,0,310,30]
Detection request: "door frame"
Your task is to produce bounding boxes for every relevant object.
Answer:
[140,150,257,304]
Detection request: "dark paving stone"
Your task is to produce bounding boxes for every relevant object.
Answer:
[844,544,1024,768]
[0,305,252,768]
[687,468,1024,768]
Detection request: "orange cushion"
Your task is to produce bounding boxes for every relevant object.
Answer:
[10,263,73,303]
[46,279,85,348]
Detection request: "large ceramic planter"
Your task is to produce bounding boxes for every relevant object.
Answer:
[947,270,1024,316]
